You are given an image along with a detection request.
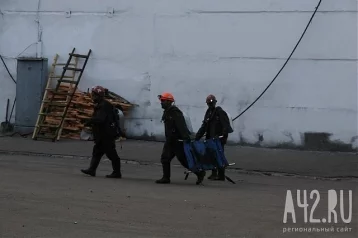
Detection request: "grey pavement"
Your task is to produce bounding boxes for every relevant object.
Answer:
[0,135,357,178]
[0,154,357,238]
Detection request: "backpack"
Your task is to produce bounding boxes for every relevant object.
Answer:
[224,111,234,133]
[110,107,124,138]
[182,111,194,134]
[216,107,234,134]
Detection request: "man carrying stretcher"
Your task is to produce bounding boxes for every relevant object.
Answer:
[195,94,233,181]
[155,92,206,185]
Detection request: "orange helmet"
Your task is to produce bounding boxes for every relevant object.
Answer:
[158,92,175,102]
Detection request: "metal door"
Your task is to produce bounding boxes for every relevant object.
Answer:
[15,58,48,134]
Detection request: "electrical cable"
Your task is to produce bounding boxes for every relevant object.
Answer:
[232,0,322,121]
[0,53,17,122]
[0,53,21,137]
[0,54,16,84]
[0,0,322,136]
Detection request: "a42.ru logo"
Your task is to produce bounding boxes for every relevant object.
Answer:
[283,189,353,224]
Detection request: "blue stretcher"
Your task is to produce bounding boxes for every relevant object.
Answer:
[182,137,236,184]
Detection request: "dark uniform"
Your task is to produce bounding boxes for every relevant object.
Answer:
[156,93,206,185]
[196,97,233,180]
[160,105,190,177]
[81,86,122,178]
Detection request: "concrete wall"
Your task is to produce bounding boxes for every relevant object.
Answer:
[0,0,357,150]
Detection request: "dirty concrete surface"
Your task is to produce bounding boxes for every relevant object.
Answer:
[0,136,357,178]
[0,154,357,238]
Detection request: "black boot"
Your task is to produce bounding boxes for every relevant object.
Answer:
[81,169,96,177]
[195,170,206,185]
[207,169,217,180]
[106,172,122,178]
[81,157,100,177]
[155,177,170,184]
[106,159,122,178]
[156,164,171,184]
[215,167,226,181]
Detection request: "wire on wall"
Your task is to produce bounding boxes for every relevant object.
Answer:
[0,54,21,137]
[232,0,322,122]
[0,0,42,137]
[0,55,16,84]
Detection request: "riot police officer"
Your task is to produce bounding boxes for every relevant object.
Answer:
[156,92,206,185]
[81,86,122,178]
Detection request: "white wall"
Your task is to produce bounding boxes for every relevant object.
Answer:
[0,0,357,148]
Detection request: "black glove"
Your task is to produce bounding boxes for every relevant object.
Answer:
[220,134,228,144]
[120,131,126,138]
[183,136,191,142]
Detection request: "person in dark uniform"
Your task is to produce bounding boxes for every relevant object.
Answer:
[155,92,206,185]
[81,86,122,178]
[195,94,233,181]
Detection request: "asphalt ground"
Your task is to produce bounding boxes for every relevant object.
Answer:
[0,136,357,178]
[0,154,357,238]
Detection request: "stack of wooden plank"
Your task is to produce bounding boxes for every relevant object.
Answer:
[43,85,135,140]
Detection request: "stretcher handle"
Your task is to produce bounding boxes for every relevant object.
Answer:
[178,135,224,142]
[184,163,236,174]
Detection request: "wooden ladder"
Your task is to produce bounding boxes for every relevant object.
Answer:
[32,53,59,140]
[32,48,92,141]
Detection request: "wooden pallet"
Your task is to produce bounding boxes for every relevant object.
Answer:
[32,48,92,141]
